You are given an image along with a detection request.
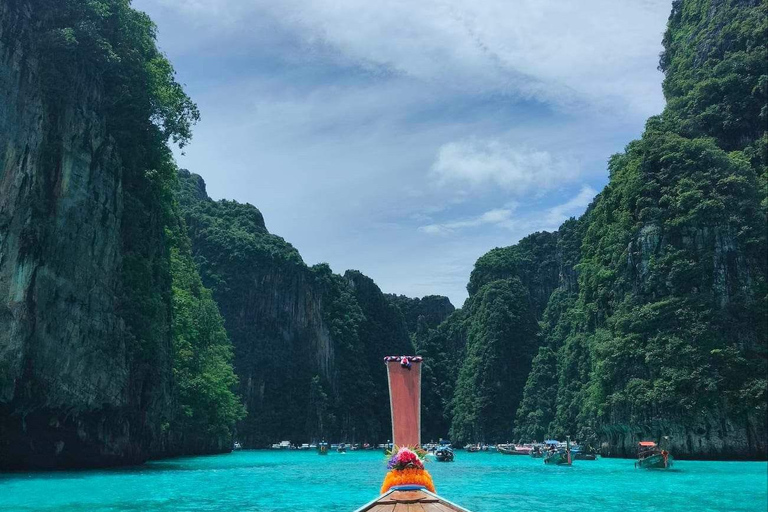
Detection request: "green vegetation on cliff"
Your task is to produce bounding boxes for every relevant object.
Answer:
[176,171,445,446]
[0,0,243,465]
[168,213,246,452]
[450,279,540,443]
[510,0,767,457]
[413,0,766,458]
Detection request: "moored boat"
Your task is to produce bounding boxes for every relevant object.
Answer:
[318,441,329,455]
[544,436,572,465]
[573,443,598,461]
[635,441,672,469]
[513,444,532,455]
[355,356,471,512]
[435,447,455,462]
[497,443,526,455]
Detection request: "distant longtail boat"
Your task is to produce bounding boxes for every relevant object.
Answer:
[543,437,572,466]
[353,356,471,512]
[635,441,673,469]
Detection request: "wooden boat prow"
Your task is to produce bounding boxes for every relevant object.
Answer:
[353,356,472,511]
[355,488,471,512]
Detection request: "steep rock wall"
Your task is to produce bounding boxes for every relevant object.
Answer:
[0,2,159,468]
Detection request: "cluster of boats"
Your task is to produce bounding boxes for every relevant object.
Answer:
[260,437,671,469]
[496,438,597,461]
[268,440,383,452]
[426,437,672,469]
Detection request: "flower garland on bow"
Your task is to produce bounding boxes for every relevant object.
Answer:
[383,355,423,370]
[380,446,435,494]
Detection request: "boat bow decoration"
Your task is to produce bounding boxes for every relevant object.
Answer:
[355,356,470,512]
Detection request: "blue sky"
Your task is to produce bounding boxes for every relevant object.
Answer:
[134,0,672,307]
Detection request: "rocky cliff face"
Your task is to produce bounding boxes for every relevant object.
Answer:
[176,170,417,445]
[0,1,238,469]
[387,294,455,335]
[0,2,171,468]
[511,0,767,459]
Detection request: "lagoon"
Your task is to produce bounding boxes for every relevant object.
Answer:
[1,450,765,512]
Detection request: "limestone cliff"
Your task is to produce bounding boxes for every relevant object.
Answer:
[0,1,170,468]
[176,170,416,445]
[0,0,240,469]
[511,0,767,459]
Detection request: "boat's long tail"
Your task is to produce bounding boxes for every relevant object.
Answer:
[385,356,422,448]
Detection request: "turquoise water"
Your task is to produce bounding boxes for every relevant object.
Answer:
[0,451,765,511]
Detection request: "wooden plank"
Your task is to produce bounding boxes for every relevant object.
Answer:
[359,490,469,512]
[420,503,460,512]
[366,505,396,512]
[378,490,437,504]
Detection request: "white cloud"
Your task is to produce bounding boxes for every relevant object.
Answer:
[420,185,597,238]
[542,185,598,227]
[139,0,669,117]
[419,206,516,235]
[132,0,669,305]
[430,139,576,194]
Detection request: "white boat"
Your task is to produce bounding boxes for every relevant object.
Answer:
[233,441,242,450]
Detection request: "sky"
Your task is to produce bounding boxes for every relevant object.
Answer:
[134,0,672,307]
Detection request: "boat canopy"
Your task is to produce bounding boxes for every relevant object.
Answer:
[638,441,657,447]
[544,440,559,445]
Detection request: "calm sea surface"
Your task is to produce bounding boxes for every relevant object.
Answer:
[0,450,765,511]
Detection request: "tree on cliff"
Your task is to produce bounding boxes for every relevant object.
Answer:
[26,0,241,457]
[513,0,767,456]
[450,279,539,443]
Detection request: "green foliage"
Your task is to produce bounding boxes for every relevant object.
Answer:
[176,172,421,445]
[344,271,414,441]
[450,279,540,443]
[514,0,767,452]
[168,215,246,447]
[467,231,560,317]
[514,346,558,441]
[34,0,199,148]
[387,295,456,335]
[659,0,767,150]
[21,0,249,453]
[414,310,469,442]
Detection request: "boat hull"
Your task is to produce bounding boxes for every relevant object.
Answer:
[544,452,571,465]
[635,453,672,469]
[497,445,525,455]
[355,488,471,512]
